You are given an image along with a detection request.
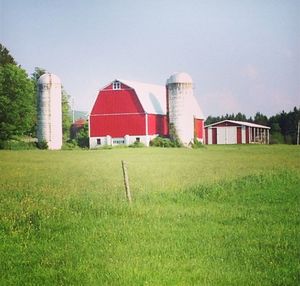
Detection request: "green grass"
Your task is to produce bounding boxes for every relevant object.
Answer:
[0,145,299,285]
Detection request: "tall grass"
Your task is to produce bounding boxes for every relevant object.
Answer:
[0,145,299,285]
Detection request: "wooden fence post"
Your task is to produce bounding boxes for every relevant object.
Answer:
[121,160,132,203]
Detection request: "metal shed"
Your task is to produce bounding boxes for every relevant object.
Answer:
[205,120,270,144]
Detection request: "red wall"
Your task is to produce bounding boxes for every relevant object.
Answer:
[212,128,217,144]
[91,88,144,115]
[90,114,145,137]
[246,127,249,143]
[148,114,168,136]
[194,118,204,139]
[237,127,242,144]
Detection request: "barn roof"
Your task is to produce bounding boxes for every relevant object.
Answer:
[118,79,204,119]
[205,120,270,129]
[118,79,166,115]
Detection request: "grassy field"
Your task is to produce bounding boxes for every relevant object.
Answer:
[0,145,299,285]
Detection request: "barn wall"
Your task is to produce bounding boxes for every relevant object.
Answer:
[194,118,204,141]
[205,128,209,144]
[148,114,168,136]
[89,134,157,148]
[90,114,145,137]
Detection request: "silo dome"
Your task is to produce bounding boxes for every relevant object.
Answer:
[166,72,193,85]
[38,73,61,85]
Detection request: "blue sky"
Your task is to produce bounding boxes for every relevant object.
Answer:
[1,0,299,117]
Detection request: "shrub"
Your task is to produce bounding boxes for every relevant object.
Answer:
[191,137,205,149]
[0,139,36,150]
[129,141,145,148]
[62,139,78,150]
[270,132,284,144]
[150,136,179,147]
[36,140,48,150]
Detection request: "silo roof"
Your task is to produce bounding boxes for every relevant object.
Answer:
[38,73,61,84]
[166,72,193,84]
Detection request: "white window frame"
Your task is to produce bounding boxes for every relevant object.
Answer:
[113,81,121,90]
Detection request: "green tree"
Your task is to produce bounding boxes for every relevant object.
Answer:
[62,89,72,141]
[254,112,268,126]
[76,123,89,148]
[0,64,35,140]
[0,44,17,66]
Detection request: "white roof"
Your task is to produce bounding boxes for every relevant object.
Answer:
[119,79,166,115]
[166,72,193,84]
[205,120,270,129]
[38,73,61,84]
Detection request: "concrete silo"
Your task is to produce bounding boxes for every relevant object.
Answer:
[37,73,62,150]
[166,72,204,145]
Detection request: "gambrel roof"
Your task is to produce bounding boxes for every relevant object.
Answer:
[119,79,166,115]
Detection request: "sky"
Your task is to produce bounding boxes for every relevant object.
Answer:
[1,0,299,117]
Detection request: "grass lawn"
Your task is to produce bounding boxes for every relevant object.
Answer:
[0,145,299,285]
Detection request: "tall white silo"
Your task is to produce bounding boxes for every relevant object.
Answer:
[166,72,196,145]
[37,73,62,150]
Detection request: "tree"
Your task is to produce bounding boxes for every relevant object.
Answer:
[0,44,17,66]
[0,64,35,140]
[62,89,72,141]
[254,112,268,126]
[75,123,89,148]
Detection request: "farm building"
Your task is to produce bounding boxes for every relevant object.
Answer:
[89,73,205,148]
[205,120,270,144]
[70,118,87,139]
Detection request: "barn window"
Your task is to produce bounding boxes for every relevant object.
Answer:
[135,137,140,143]
[97,138,101,145]
[113,81,121,90]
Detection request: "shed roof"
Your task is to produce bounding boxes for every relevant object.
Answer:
[118,79,166,115]
[205,120,270,129]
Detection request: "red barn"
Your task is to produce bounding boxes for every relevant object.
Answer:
[205,120,270,144]
[89,79,169,147]
[89,77,204,148]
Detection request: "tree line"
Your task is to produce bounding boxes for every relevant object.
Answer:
[205,108,300,144]
[0,44,73,148]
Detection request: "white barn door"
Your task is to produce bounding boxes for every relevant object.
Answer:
[226,127,237,144]
[217,127,237,144]
[217,128,226,144]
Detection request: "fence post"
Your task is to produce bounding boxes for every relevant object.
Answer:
[121,160,132,203]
